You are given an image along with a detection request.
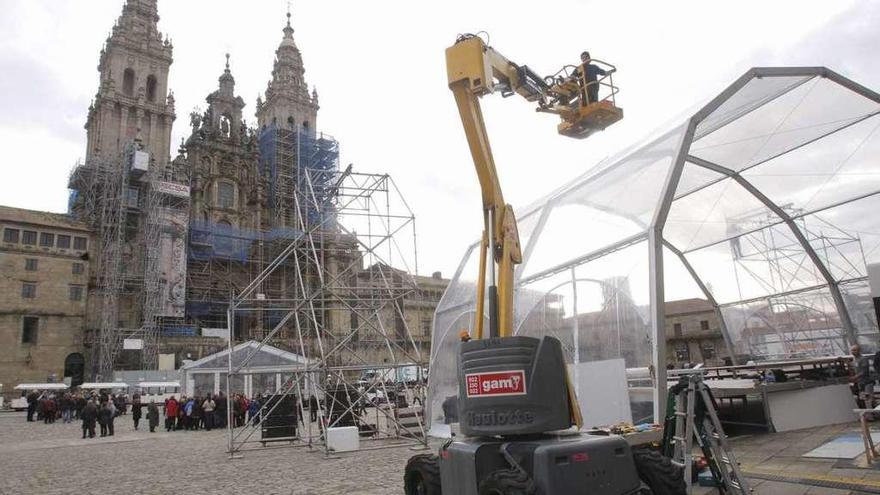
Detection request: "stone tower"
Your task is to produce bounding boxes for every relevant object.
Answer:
[185,55,262,231]
[255,10,319,133]
[84,0,175,164]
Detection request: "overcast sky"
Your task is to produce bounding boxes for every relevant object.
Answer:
[1,0,878,286]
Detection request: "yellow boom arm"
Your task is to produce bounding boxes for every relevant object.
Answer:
[446,35,623,428]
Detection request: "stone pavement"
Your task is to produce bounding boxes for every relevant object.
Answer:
[0,411,417,495]
[2,410,880,494]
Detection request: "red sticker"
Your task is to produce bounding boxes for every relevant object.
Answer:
[465,370,527,398]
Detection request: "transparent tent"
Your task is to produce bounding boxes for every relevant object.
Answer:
[180,341,313,398]
[428,67,880,436]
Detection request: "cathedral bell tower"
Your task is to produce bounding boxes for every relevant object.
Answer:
[256,10,319,133]
[85,0,175,164]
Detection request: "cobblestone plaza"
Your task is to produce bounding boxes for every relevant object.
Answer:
[0,411,417,495]
[5,410,880,494]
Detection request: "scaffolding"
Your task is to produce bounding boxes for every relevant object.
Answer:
[722,207,868,359]
[69,141,190,377]
[224,165,427,457]
[185,128,341,335]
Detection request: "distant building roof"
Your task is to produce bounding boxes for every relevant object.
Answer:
[0,205,90,232]
[665,298,713,316]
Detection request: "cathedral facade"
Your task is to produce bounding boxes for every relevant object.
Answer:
[65,0,445,376]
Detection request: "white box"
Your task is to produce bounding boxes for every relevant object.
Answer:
[132,150,150,173]
[326,426,359,452]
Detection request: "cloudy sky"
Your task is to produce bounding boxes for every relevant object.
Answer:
[1,0,878,285]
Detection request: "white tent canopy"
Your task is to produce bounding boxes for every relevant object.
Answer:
[138,381,180,388]
[14,383,68,390]
[80,382,129,389]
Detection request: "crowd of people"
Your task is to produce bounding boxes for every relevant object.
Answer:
[159,392,273,432]
[24,390,138,439]
[22,389,335,440]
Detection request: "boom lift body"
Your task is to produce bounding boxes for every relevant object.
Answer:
[404,35,683,495]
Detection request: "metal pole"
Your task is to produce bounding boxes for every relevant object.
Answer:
[487,207,499,338]
[226,306,235,458]
[571,267,580,391]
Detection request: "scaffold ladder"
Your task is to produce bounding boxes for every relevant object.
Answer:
[665,371,751,494]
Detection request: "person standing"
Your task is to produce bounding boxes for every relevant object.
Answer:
[165,396,179,432]
[106,400,116,436]
[215,391,227,429]
[573,51,612,105]
[43,395,57,424]
[248,395,261,425]
[26,390,38,422]
[60,393,73,424]
[131,394,143,430]
[202,395,216,431]
[309,395,318,423]
[147,402,160,433]
[191,397,203,430]
[81,399,98,439]
[98,402,111,437]
[75,393,86,421]
[182,397,193,430]
[852,344,877,408]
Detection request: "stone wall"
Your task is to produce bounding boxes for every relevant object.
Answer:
[0,208,92,401]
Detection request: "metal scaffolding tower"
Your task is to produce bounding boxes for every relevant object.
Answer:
[723,207,868,358]
[225,166,427,457]
[69,140,190,377]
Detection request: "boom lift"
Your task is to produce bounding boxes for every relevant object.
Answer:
[403,35,685,495]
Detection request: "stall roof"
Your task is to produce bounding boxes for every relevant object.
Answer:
[138,381,180,388]
[80,382,129,389]
[14,383,68,390]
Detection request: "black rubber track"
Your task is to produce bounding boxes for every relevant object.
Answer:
[632,448,687,495]
[478,469,537,495]
[404,454,442,495]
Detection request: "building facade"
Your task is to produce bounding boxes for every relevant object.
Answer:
[0,206,92,399]
[664,298,731,368]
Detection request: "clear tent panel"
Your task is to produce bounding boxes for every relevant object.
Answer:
[694,75,814,140]
[219,373,246,397]
[740,115,880,214]
[253,373,278,396]
[673,161,727,199]
[799,194,880,281]
[719,286,848,361]
[515,241,653,425]
[192,374,214,397]
[839,279,880,349]
[666,175,784,254]
[188,346,299,369]
[691,76,880,172]
[518,124,686,280]
[683,220,827,306]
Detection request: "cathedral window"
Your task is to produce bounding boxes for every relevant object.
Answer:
[146,75,158,102]
[123,68,135,97]
[217,182,235,209]
[302,121,309,132]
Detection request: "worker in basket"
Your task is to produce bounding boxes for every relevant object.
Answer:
[575,50,614,105]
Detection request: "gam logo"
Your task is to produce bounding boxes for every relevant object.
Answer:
[465,370,527,398]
